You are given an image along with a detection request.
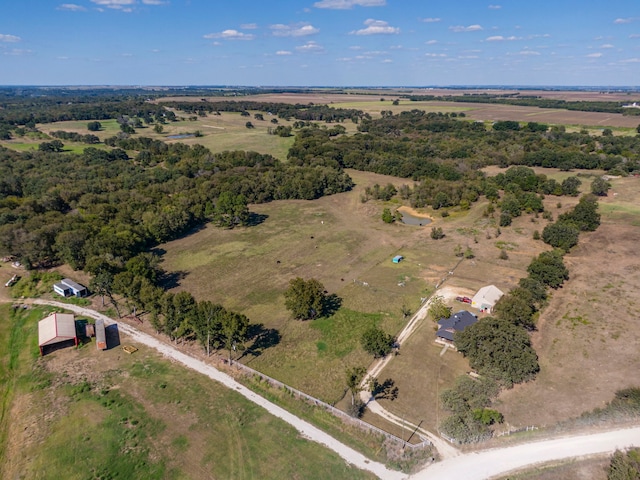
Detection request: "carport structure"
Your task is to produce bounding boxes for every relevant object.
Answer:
[38,313,78,355]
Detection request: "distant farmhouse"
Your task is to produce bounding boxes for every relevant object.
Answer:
[53,278,88,298]
[436,310,478,344]
[471,285,504,313]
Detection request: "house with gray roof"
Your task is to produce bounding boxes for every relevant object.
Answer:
[436,310,478,343]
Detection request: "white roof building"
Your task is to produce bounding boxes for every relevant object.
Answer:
[38,313,77,355]
[471,285,504,313]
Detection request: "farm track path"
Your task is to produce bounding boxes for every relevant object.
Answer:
[359,283,462,460]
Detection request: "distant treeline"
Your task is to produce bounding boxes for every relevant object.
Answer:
[161,100,367,123]
[404,93,640,115]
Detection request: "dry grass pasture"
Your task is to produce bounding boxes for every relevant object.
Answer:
[159,167,560,408]
[496,176,640,428]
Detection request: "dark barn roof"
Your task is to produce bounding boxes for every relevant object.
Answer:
[436,310,478,342]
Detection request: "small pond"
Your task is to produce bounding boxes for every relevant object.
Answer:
[166,134,195,139]
[398,208,432,226]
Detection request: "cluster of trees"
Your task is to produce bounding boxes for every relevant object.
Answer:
[542,194,601,251]
[405,92,640,115]
[50,130,100,144]
[90,255,251,361]
[288,111,640,183]
[439,376,503,443]
[161,100,368,123]
[447,193,602,442]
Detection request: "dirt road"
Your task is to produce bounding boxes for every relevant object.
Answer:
[410,426,640,479]
[33,300,640,480]
[33,300,405,480]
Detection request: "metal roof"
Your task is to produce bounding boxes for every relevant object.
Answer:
[38,313,76,347]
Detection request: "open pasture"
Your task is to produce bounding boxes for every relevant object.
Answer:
[160,168,552,404]
[496,176,640,428]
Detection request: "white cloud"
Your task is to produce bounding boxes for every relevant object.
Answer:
[488,4,501,9]
[203,29,255,40]
[425,53,447,57]
[630,34,640,38]
[241,23,258,30]
[587,52,603,58]
[486,35,520,41]
[3,48,32,56]
[620,57,640,63]
[295,41,325,53]
[600,43,614,48]
[276,50,292,55]
[519,50,540,55]
[425,39,438,45]
[271,24,319,37]
[421,17,441,23]
[58,3,87,11]
[91,0,135,10]
[314,0,385,9]
[614,17,637,24]
[381,59,392,63]
[0,34,21,42]
[449,24,483,33]
[142,0,167,4]
[351,19,400,35]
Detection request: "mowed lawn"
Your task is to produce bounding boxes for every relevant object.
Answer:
[0,305,375,480]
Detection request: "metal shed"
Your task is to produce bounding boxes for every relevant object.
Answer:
[38,313,77,355]
[95,318,107,350]
[392,255,404,264]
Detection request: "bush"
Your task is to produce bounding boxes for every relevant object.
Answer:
[430,227,445,239]
[499,212,512,227]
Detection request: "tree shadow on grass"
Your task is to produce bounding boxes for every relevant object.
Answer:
[322,293,342,317]
[158,270,188,290]
[372,378,399,401]
[242,323,281,360]
[245,212,269,227]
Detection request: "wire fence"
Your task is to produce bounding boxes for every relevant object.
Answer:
[229,360,431,450]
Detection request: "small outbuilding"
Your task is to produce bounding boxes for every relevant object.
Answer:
[392,255,404,264]
[436,310,478,343]
[53,278,88,298]
[471,285,504,313]
[95,318,107,351]
[38,313,78,355]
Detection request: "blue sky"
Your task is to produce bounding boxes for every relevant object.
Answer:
[1,0,639,86]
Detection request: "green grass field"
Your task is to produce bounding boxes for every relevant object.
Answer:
[0,305,375,480]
